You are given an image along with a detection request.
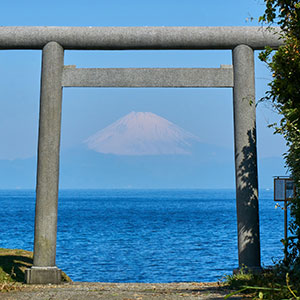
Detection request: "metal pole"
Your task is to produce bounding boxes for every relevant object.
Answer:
[232,44,261,271]
[25,41,64,284]
[284,200,288,262]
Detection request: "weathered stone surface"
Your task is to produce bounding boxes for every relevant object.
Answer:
[62,67,234,88]
[232,44,261,269]
[33,41,64,272]
[25,267,62,284]
[0,26,282,50]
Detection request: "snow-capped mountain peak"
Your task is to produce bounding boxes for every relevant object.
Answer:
[85,111,200,155]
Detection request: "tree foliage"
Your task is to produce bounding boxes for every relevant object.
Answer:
[259,0,300,272]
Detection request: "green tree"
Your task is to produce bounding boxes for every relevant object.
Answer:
[259,0,300,272]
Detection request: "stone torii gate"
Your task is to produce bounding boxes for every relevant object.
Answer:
[0,27,282,284]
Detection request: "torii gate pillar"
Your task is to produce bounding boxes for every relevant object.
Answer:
[233,44,261,271]
[25,42,64,284]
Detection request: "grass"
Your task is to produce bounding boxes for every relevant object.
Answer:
[0,248,71,292]
[223,266,300,299]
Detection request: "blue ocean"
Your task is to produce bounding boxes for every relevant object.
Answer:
[0,189,284,282]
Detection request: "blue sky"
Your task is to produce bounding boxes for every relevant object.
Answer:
[0,1,286,176]
[0,1,266,27]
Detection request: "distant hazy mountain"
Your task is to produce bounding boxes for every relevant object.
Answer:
[85,111,200,155]
[0,112,287,189]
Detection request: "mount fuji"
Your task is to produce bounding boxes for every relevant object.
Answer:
[85,111,200,156]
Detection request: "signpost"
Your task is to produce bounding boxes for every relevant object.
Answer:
[274,176,296,261]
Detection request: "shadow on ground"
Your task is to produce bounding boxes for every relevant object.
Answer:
[0,249,33,282]
[0,248,71,283]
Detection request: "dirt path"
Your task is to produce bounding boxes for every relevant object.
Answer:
[0,282,244,300]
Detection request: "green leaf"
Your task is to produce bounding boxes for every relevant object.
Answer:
[224,287,249,299]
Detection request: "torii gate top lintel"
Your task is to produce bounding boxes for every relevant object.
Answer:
[0,26,282,50]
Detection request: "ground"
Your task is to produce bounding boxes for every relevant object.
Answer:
[0,248,244,299]
[0,282,245,300]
